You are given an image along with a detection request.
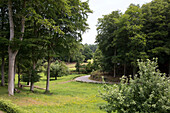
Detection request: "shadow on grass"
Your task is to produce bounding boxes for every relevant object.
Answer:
[40,78,62,81]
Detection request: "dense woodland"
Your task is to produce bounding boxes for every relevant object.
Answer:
[94,0,170,77]
[0,0,92,96]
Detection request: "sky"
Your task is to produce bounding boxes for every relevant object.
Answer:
[81,0,152,44]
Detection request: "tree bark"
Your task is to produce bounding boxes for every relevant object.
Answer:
[113,49,116,77]
[30,62,36,91]
[46,56,51,92]
[124,63,126,76]
[17,64,20,87]
[114,64,116,77]
[55,76,57,80]
[1,57,5,86]
[8,0,17,96]
[132,66,136,79]
[169,59,170,76]
[8,0,26,95]
[8,50,17,96]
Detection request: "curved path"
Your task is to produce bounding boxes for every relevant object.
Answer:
[74,75,114,84]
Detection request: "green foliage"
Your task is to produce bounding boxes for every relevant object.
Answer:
[99,58,170,113]
[85,62,93,73]
[95,0,170,75]
[92,48,103,71]
[22,69,41,83]
[82,44,93,62]
[50,61,69,79]
[0,99,23,113]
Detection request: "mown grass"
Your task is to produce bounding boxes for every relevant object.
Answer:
[0,74,108,113]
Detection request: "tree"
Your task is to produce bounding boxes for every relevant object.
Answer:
[50,61,69,80]
[124,4,147,77]
[142,0,170,75]
[95,0,169,76]
[82,44,93,62]
[96,10,121,74]
[0,1,8,86]
[44,0,92,92]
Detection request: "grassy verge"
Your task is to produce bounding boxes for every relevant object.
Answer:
[0,74,108,113]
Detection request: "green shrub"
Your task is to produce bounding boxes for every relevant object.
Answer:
[0,99,23,113]
[50,61,69,79]
[85,62,93,73]
[99,58,170,113]
[22,69,41,83]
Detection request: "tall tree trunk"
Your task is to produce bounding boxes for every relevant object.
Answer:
[124,63,126,76]
[1,57,5,86]
[17,64,20,87]
[132,66,136,79]
[8,0,26,96]
[55,73,58,80]
[46,56,51,92]
[8,0,16,96]
[55,76,57,80]
[113,49,116,77]
[14,62,17,82]
[8,50,17,96]
[30,62,36,91]
[169,59,170,76]
[1,6,5,87]
[114,64,116,77]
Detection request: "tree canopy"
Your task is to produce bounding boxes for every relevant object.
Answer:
[95,0,170,76]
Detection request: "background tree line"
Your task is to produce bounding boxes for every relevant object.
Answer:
[94,0,170,77]
[0,0,92,95]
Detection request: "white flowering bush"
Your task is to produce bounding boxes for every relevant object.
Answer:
[99,58,170,113]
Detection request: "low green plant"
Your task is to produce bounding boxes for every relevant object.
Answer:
[0,99,23,113]
[50,61,69,80]
[99,58,170,113]
[86,62,93,73]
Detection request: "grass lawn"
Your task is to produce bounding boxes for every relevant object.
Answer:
[0,74,108,113]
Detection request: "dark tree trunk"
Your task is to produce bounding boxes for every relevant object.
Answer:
[30,62,36,91]
[114,64,116,77]
[169,60,170,76]
[124,64,126,76]
[113,49,116,77]
[55,73,58,80]
[46,55,51,92]
[17,64,20,87]
[14,62,17,82]
[1,57,5,86]
[132,66,136,79]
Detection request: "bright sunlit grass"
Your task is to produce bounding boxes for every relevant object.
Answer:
[0,74,108,113]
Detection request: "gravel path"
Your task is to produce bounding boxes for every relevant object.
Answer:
[74,75,114,84]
